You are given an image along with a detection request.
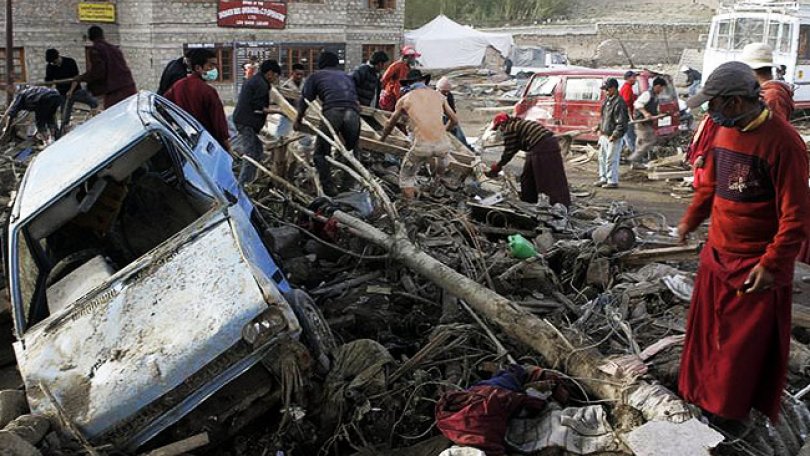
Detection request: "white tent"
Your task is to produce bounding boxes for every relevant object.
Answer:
[404,15,514,69]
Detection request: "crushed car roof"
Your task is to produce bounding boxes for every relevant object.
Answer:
[14,93,150,223]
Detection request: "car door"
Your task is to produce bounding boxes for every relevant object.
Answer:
[561,77,603,136]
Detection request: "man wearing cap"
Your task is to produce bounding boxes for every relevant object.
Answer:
[380,46,420,111]
[485,113,571,207]
[379,69,458,200]
[628,77,668,165]
[740,42,794,121]
[678,61,810,423]
[619,70,638,156]
[294,51,361,196]
[594,78,628,189]
[681,65,702,97]
[233,59,283,185]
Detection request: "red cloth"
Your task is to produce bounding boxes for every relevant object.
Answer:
[380,60,410,111]
[678,245,792,421]
[619,81,637,118]
[680,113,810,273]
[103,83,137,110]
[78,39,136,97]
[762,80,795,121]
[164,75,230,148]
[436,385,546,456]
[686,117,721,189]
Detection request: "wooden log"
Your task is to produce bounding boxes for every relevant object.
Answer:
[331,210,697,413]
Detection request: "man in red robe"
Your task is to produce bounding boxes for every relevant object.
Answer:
[164,48,230,150]
[678,61,810,422]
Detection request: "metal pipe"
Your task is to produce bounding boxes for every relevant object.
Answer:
[5,0,12,106]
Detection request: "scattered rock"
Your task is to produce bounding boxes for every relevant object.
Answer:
[0,430,41,456]
[4,415,50,446]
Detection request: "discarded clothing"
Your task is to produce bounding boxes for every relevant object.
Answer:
[505,404,623,455]
[436,385,545,456]
[436,365,567,456]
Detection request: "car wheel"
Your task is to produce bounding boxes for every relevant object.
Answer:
[286,289,337,374]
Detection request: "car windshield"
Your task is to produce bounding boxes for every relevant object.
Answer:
[525,75,561,97]
[13,134,218,332]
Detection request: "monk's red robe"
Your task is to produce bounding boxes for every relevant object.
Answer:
[678,110,810,421]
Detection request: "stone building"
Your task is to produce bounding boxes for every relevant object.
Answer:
[1,0,405,102]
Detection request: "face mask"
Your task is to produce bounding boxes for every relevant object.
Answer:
[203,68,219,81]
[709,98,756,128]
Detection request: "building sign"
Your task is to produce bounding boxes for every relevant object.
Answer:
[78,2,117,23]
[217,1,287,29]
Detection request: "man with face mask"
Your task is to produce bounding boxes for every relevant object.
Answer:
[164,48,230,150]
[233,59,283,185]
[677,61,810,424]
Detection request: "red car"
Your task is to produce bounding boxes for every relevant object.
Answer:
[513,68,680,142]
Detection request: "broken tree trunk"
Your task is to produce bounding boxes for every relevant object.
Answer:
[331,210,697,414]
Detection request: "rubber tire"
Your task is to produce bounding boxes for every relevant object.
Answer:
[286,288,337,374]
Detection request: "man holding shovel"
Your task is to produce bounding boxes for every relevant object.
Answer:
[628,77,668,166]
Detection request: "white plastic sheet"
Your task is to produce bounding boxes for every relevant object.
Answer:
[404,15,514,69]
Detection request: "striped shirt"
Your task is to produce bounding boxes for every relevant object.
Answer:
[497,118,553,167]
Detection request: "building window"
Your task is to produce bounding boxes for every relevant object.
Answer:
[0,48,27,86]
[362,44,396,63]
[368,0,396,9]
[280,45,345,76]
[217,47,234,83]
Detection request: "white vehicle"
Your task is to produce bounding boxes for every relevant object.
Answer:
[704,0,810,108]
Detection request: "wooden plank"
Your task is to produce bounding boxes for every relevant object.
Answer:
[647,170,694,181]
[619,245,701,266]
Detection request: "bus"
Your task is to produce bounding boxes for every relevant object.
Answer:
[704,0,810,108]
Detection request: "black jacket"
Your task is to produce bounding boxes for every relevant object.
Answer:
[158,57,188,95]
[233,73,271,131]
[599,94,629,138]
[45,57,80,96]
[352,63,381,107]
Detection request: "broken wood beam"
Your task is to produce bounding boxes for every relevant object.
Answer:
[331,209,697,415]
[143,433,210,456]
[619,245,701,266]
[647,170,693,181]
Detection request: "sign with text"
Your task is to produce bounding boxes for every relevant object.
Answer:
[78,2,117,23]
[217,1,287,29]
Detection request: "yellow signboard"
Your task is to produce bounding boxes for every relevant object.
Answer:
[78,2,117,23]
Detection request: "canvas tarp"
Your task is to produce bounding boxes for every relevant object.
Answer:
[404,15,514,69]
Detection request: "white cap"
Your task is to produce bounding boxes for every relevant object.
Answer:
[739,42,774,70]
[680,65,690,73]
[436,76,452,91]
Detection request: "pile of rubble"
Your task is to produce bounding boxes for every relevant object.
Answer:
[0,95,810,456]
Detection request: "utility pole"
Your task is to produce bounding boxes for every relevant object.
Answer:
[5,0,13,106]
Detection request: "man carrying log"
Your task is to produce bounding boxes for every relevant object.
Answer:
[485,113,571,207]
[380,69,458,200]
[677,61,810,423]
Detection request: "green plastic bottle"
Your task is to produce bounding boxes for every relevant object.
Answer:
[508,234,537,259]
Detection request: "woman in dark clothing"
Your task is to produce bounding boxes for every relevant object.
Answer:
[485,113,571,207]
